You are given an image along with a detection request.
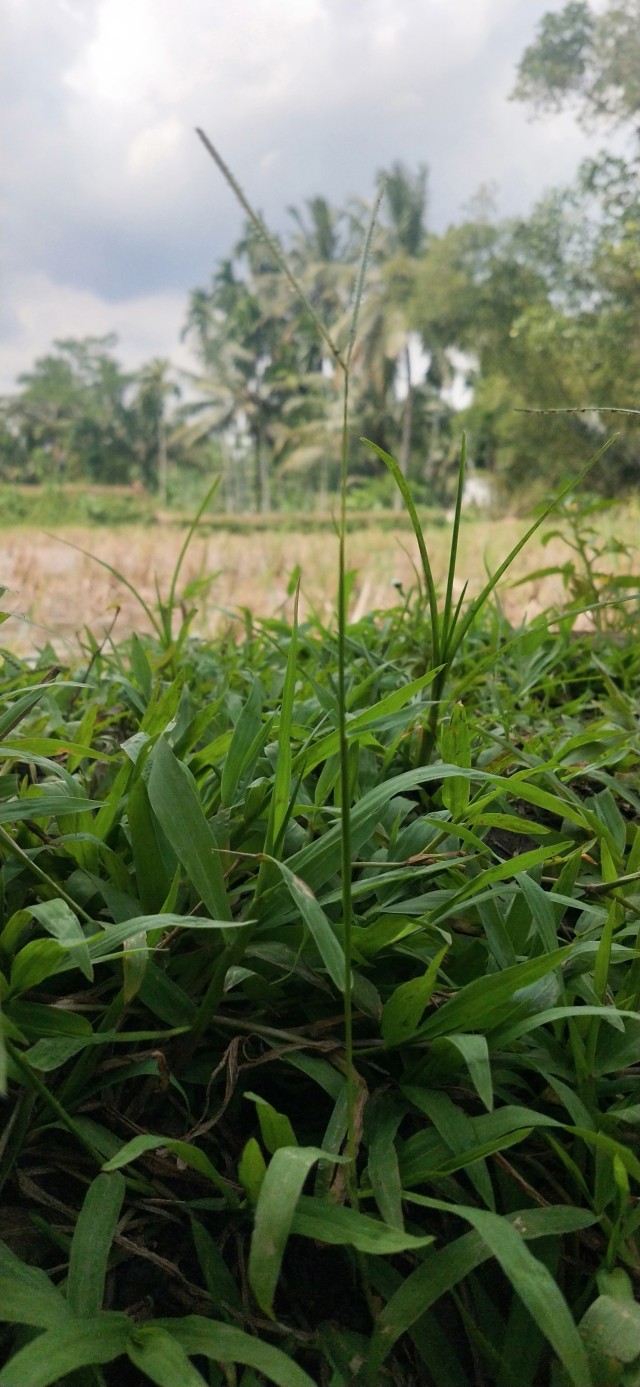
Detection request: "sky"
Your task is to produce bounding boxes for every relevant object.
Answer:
[1,0,598,394]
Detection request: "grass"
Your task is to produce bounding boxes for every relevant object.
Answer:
[0,477,639,1387]
[3,501,640,659]
[2,156,640,1386]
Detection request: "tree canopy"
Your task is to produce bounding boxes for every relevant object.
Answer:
[2,3,639,508]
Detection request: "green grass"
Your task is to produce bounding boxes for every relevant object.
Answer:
[0,491,639,1385]
[0,485,156,528]
[2,153,640,1387]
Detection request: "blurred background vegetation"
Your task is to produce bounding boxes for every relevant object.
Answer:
[1,0,639,517]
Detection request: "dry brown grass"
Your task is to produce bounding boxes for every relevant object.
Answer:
[2,505,637,657]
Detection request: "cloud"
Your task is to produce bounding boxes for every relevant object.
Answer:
[0,272,198,393]
[2,0,598,390]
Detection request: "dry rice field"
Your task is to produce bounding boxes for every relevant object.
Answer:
[1,508,638,657]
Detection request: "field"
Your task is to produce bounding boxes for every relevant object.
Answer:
[2,501,639,655]
[1,491,640,1387]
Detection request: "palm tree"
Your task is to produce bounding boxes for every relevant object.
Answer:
[345,164,430,504]
[133,359,180,503]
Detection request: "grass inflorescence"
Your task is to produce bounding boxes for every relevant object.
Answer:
[1,149,640,1387]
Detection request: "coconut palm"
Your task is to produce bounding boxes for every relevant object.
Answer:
[133,359,180,502]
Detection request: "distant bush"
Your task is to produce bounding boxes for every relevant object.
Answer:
[0,484,155,527]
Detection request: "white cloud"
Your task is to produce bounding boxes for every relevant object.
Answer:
[63,0,168,107]
[1,0,603,390]
[126,118,185,183]
[0,273,198,393]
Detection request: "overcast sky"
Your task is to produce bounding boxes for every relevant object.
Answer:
[1,0,597,393]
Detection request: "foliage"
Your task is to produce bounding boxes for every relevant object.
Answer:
[512,0,640,133]
[0,338,198,497]
[0,484,156,528]
[0,432,639,1383]
[5,0,640,510]
[5,89,640,1376]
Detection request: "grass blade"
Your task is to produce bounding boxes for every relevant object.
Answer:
[148,736,231,922]
[127,1325,208,1387]
[153,1315,318,1387]
[102,1133,238,1204]
[275,859,347,992]
[248,1146,348,1317]
[0,1242,69,1329]
[268,584,299,853]
[0,1314,130,1387]
[361,438,441,665]
[290,1195,434,1254]
[365,1206,597,1381]
[67,1171,125,1316]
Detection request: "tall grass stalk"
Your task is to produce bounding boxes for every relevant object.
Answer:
[338,187,385,1187]
[197,131,384,1201]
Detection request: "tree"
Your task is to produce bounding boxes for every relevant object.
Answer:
[132,359,180,501]
[509,2,640,493]
[182,245,304,513]
[512,1,640,140]
[6,337,136,484]
[347,163,433,503]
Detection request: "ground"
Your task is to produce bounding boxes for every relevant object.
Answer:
[1,505,636,656]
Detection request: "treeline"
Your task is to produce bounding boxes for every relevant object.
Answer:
[2,0,639,511]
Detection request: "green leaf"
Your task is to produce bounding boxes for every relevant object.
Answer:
[9,938,66,995]
[148,737,231,922]
[579,1294,640,1384]
[269,586,298,850]
[433,845,573,925]
[366,1205,597,1379]
[413,947,572,1041]
[6,1000,92,1039]
[0,1313,130,1386]
[0,1241,69,1329]
[88,912,242,961]
[291,1195,434,1254]
[284,763,485,900]
[275,860,347,992]
[249,1145,347,1318]
[0,684,54,739]
[123,929,149,1006]
[400,1087,495,1208]
[102,1134,236,1204]
[0,793,101,825]
[477,897,517,969]
[367,1097,405,1230]
[127,777,171,913]
[190,1218,243,1312]
[246,1092,298,1153]
[238,1137,268,1205]
[434,1033,493,1111]
[405,1194,592,1387]
[152,1315,317,1387]
[30,899,93,982]
[1,736,110,762]
[381,945,447,1046]
[360,440,442,663]
[24,1035,91,1070]
[441,702,471,818]
[67,1172,125,1317]
[220,680,263,808]
[299,670,442,775]
[127,1326,208,1387]
[517,872,558,953]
